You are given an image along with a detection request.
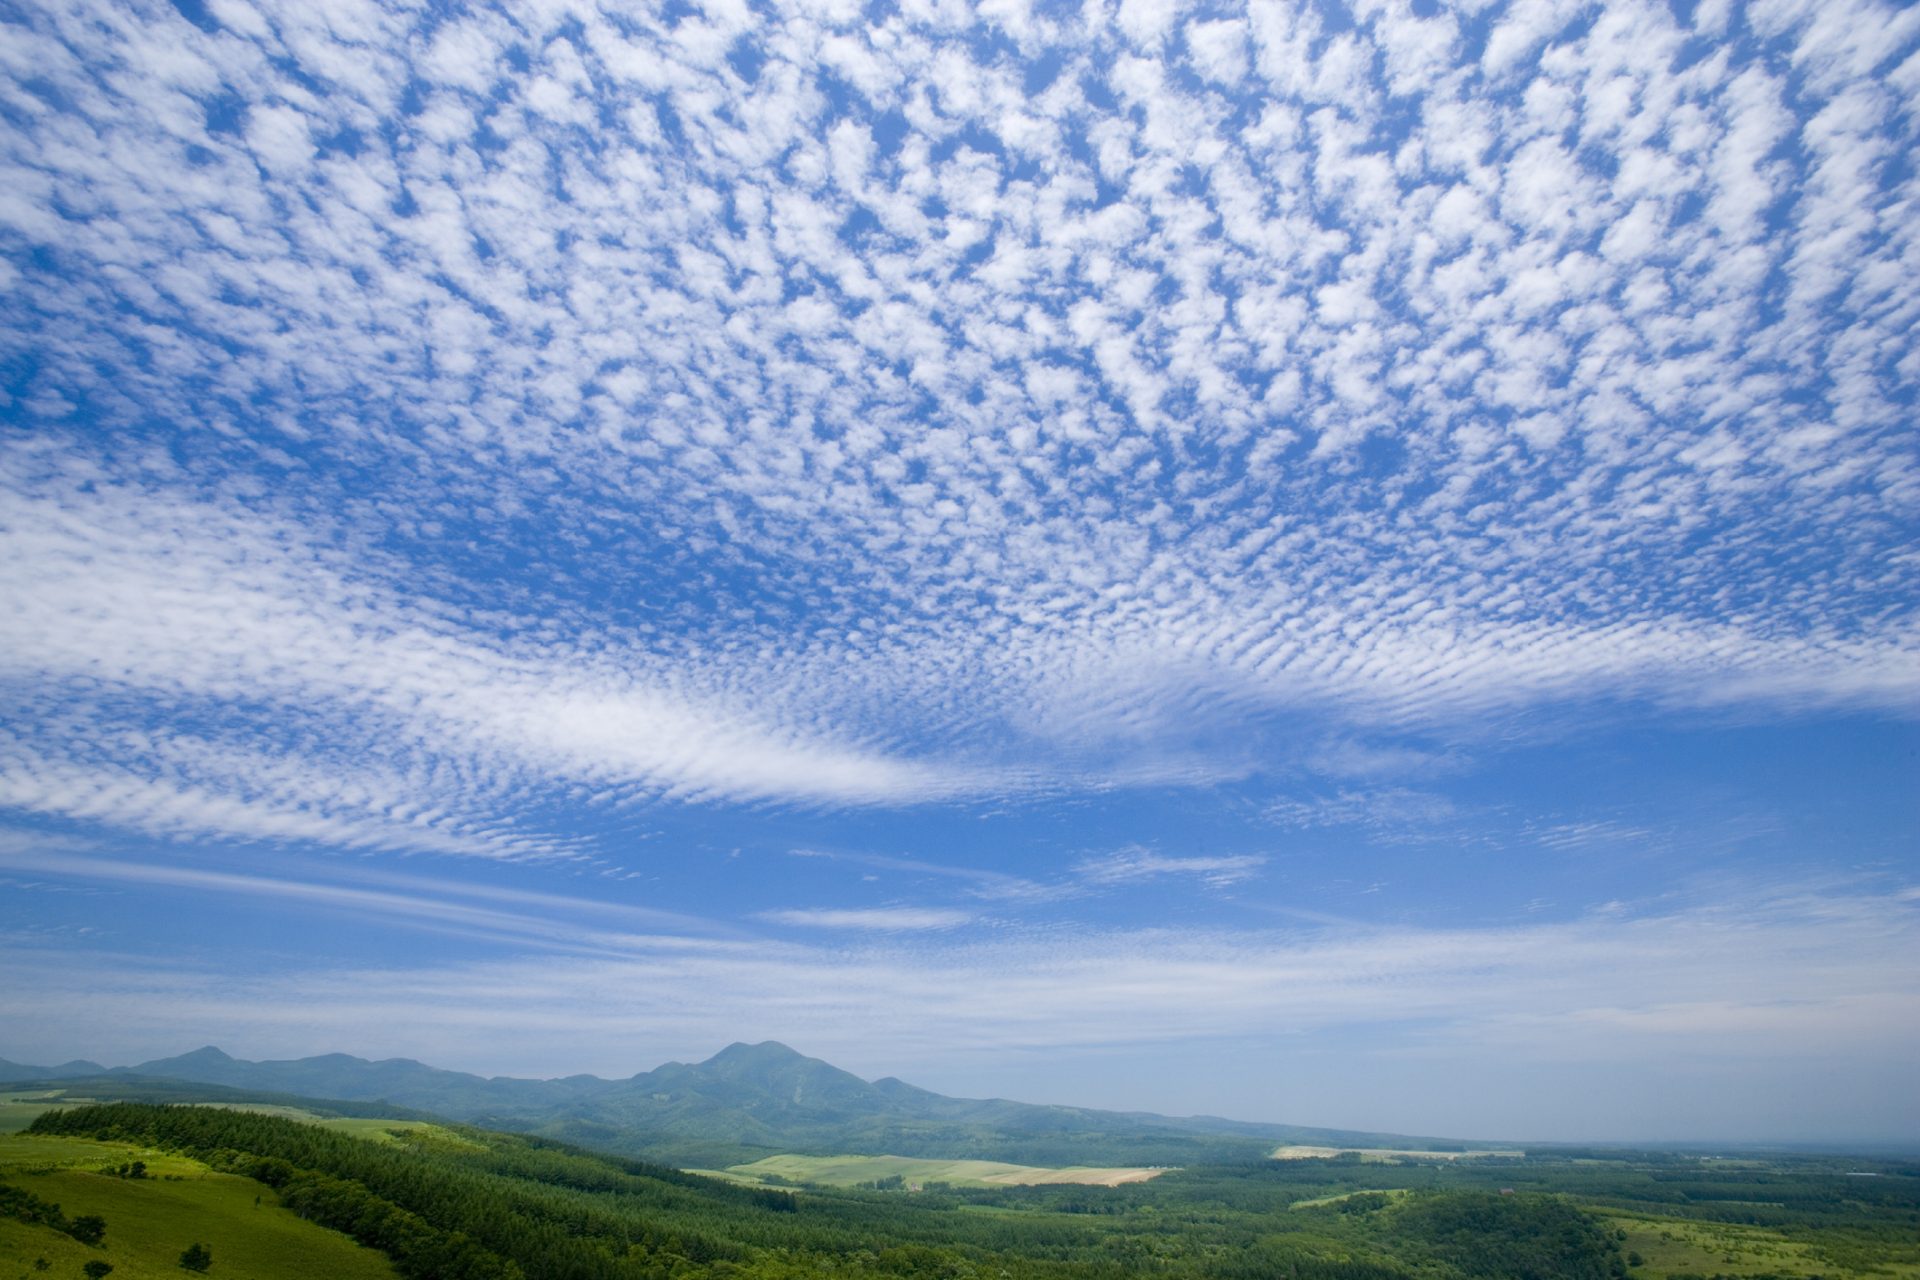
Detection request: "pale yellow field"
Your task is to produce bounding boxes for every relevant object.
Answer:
[1270,1144,1526,1162]
[718,1152,1171,1189]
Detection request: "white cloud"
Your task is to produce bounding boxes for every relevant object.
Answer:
[0,0,1912,862]
[0,475,1013,842]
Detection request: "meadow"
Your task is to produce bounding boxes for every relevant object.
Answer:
[0,1132,396,1280]
[0,1094,103,1136]
[1603,1208,1920,1280]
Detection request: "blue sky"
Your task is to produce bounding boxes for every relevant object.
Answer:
[1,0,1916,1144]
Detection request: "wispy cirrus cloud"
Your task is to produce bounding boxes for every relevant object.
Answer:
[758,906,973,932]
[785,848,1063,904]
[1073,847,1266,888]
[0,842,732,952]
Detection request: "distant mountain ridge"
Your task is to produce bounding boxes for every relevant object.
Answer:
[0,1041,1490,1166]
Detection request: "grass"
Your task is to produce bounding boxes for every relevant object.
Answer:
[316,1117,486,1152]
[0,1135,202,1178]
[179,1104,473,1149]
[1290,1188,1413,1210]
[0,1096,104,1137]
[720,1153,1171,1189]
[0,1133,397,1280]
[1604,1210,1920,1280]
[2,1091,472,1150]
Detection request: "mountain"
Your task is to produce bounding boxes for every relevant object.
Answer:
[0,1056,105,1082]
[2,1040,1485,1166]
[123,1044,606,1117]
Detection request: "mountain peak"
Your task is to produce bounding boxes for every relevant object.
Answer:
[705,1041,805,1067]
[178,1045,235,1063]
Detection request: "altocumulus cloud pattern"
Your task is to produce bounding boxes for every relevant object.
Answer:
[0,0,1917,858]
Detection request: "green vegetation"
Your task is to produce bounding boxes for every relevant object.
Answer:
[0,1095,105,1137]
[0,1132,397,1280]
[6,1101,1915,1280]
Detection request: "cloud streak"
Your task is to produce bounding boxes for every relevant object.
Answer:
[758,906,973,931]
[0,842,733,953]
[1073,847,1265,887]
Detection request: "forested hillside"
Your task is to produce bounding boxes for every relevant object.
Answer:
[12,1102,1626,1280]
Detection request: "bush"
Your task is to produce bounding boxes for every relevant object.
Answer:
[179,1242,212,1271]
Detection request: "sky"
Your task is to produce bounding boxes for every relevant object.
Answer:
[0,0,1916,1146]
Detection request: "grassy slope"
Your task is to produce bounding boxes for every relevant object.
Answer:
[0,1134,397,1280]
[1604,1209,1920,1280]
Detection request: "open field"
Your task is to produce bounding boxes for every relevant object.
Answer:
[0,1093,105,1135]
[181,1103,478,1149]
[3,1089,473,1148]
[1290,1187,1413,1210]
[1,1133,203,1178]
[0,1132,397,1280]
[1604,1209,1920,1280]
[718,1152,1171,1188]
[1271,1144,1527,1162]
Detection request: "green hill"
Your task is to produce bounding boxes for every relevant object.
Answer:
[0,1132,397,1280]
